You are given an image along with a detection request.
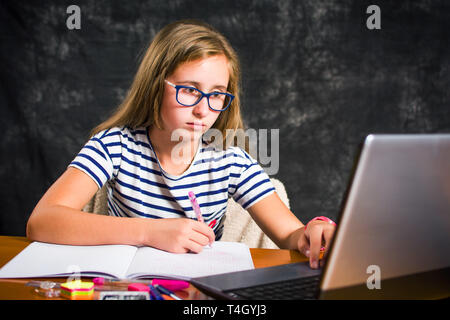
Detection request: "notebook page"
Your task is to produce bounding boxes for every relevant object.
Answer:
[0,242,138,279]
[126,241,255,280]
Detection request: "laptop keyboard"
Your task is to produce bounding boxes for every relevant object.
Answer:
[224,275,321,300]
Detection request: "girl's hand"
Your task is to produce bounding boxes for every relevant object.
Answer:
[143,218,216,254]
[296,220,336,269]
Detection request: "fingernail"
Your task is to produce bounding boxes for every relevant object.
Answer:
[311,260,318,269]
[305,250,310,258]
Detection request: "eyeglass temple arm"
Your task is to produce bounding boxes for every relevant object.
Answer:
[164,80,177,88]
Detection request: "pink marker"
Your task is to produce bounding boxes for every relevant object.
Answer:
[188,191,204,223]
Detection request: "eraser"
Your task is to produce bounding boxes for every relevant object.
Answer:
[152,279,189,291]
[128,283,150,292]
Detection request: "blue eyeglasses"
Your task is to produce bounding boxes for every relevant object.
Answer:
[165,80,234,111]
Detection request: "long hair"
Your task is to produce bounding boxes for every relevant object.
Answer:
[91,19,245,150]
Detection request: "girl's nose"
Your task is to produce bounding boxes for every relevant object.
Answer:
[192,97,210,117]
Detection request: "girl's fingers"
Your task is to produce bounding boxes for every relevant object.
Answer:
[185,239,205,254]
[192,220,216,244]
[322,227,334,253]
[189,228,212,247]
[307,225,323,269]
[297,231,310,258]
[319,227,334,267]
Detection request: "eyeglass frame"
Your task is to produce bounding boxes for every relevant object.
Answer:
[164,80,234,112]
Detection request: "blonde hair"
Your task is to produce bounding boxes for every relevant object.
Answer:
[91,19,245,149]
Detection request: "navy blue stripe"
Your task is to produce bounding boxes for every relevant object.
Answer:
[235,164,260,189]
[182,197,228,212]
[194,151,245,165]
[100,128,111,139]
[200,146,216,152]
[193,188,228,198]
[120,154,161,176]
[104,130,152,151]
[162,162,246,182]
[111,194,163,218]
[114,188,185,216]
[91,138,113,162]
[169,175,229,190]
[70,162,103,187]
[228,184,238,197]
[215,225,224,240]
[242,151,253,162]
[104,141,122,148]
[204,206,227,221]
[107,198,120,217]
[242,187,275,209]
[118,166,229,191]
[108,193,133,218]
[84,145,106,160]
[77,153,111,182]
[200,198,228,208]
[129,128,147,136]
[119,142,158,164]
[235,177,272,203]
[102,130,120,139]
[115,178,176,202]
[118,167,167,189]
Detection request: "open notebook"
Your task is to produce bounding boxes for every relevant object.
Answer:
[0,241,254,281]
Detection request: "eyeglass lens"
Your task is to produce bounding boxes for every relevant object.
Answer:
[177,87,231,110]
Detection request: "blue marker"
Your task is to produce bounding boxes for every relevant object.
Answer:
[155,284,183,300]
[148,284,164,300]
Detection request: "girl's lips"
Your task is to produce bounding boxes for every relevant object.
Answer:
[186,122,206,130]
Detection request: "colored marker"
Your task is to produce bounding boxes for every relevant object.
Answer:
[152,279,189,291]
[148,284,164,300]
[208,219,217,228]
[154,284,183,300]
[91,277,189,291]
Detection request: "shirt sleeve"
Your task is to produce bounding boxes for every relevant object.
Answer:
[68,128,122,189]
[229,147,276,209]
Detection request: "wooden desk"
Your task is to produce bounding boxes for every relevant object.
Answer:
[0,236,308,300]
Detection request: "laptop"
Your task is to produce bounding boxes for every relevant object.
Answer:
[191,134,450,299]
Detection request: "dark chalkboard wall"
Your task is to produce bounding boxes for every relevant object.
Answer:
[1,0,449,236]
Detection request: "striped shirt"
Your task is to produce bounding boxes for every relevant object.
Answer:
[69,126,275,240]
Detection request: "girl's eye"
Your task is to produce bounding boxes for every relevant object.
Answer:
[180,87,199,95]
[210,92,226,100]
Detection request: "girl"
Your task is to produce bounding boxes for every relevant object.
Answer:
[27,19,336,269]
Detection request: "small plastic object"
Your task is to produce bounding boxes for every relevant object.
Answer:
[60,280,94,300]
[128,283,150,292]
[30,281,61,298]
[152,279,189,291]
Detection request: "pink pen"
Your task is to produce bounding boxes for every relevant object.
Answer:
[188,191,213,247]
[188,191,204,223]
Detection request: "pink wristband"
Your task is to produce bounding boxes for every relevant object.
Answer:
[305,216,336,230]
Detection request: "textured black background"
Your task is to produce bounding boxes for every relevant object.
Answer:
[1,0,449,236]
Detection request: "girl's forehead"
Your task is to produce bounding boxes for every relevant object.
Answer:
[171,54,230,84]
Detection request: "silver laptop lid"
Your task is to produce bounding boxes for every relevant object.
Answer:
[321,134,450,293]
